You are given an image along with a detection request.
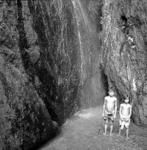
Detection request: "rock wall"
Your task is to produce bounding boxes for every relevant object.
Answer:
[101,0,147,124]
[1,0,147,149]
[0,0,63,149]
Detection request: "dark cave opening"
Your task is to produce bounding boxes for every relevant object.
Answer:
[119,14,130,34]
[100,66,109,96]
[121,15,128,24]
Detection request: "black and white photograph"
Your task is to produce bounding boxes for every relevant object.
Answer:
[0,0,147,149]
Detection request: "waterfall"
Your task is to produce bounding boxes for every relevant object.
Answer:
[71,0,85,85]
[76,0,91,32]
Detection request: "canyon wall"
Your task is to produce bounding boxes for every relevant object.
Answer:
[0,0,147,149]
[101,0,147,124]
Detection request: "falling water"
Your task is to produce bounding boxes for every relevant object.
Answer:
[71,0,85,85]
[76,0,92,32]
[71,0,105,107]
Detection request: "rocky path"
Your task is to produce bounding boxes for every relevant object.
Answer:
[40,107,147,150]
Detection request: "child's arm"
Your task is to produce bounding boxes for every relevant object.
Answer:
[114,98,117,118]
[119,104,123,118]
[102,98,106,117]
[128,105,132,118]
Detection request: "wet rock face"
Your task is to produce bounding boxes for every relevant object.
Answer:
[18,0,81,123]
[101,0,147,124]
[1,0,147,149]
[0,0,80,149]
[0,1,59,149]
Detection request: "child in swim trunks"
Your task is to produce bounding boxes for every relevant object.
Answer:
[102,90,117,136]
[119,97,132,139]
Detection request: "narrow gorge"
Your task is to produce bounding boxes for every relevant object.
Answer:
[0,0,147,149]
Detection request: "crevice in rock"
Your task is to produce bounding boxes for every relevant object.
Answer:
[16,0,34,79]
[100,65,109,95]
[34,68,63,125]
[119,14,130,34]
[121,15,128,24]
[96,0,103,32]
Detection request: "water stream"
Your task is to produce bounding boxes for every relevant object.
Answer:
[71,0,85,85]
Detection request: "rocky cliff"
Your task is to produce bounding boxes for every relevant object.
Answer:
[101,0,147,124]
[0,0,147,149]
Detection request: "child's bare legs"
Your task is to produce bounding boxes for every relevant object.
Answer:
[119,127,121,136]
[110,119,114,136]
[119,123,124,136]
[124,120,130,139]
[119,119,123,136]
[119,123,129,139]
[110,124,113,136]
[126,127,129,139]
[104,120,108,135]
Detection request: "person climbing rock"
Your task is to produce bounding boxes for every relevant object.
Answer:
[119,96,132,139]
[102,90,117,136]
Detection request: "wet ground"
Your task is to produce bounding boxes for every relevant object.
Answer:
[40,107,147,150]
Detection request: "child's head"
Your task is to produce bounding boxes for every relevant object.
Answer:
[124,97,129,103]
[109,90,114,96]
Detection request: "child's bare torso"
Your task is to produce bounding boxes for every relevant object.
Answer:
[105,96,116,114]
[120,103,131,118]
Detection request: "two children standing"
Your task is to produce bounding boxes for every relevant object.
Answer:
[102,90,132,139]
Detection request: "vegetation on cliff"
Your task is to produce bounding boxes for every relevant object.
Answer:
[0,0,147,150]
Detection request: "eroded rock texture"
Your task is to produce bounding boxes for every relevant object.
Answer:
[0,0,147,149]
[0,1,60,149]
[101,0,147,124]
